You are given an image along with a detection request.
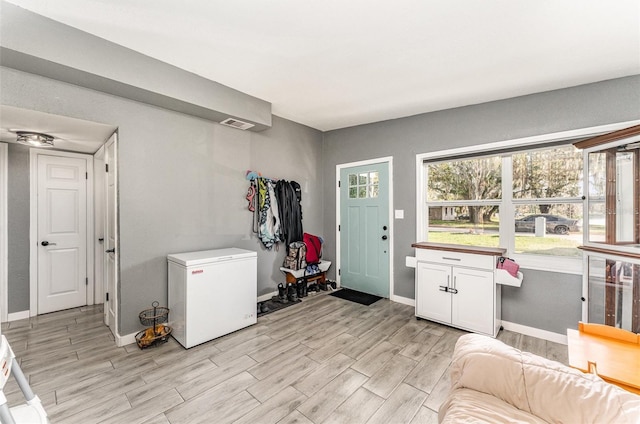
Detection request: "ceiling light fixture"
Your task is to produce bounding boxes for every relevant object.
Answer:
[16,131,54,147]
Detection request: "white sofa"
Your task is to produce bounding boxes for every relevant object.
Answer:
[439,333,640,423]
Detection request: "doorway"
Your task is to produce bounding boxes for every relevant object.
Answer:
[29,149,94,315]
[103,134,118,337]
[337,157,393,298]
[0,143,7,323]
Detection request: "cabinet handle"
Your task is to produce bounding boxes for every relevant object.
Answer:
[439,285,449,292]
[449,288,458,294]
[442,257,461,261]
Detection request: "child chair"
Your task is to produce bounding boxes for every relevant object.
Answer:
[0,335,49,424]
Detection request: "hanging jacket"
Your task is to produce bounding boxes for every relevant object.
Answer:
[258,179,281,249]
[275,180,303,251]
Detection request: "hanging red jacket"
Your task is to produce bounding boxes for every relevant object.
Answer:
[303,233,322,264]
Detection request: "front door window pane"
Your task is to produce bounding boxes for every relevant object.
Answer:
[348,171,379,199]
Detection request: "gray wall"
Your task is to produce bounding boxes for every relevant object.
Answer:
[1,67,323,334]
[501,268,582,334]
[7,143,29,313]
[322,75,640,333]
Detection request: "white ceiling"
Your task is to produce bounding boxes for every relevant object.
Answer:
[0,106,116,153]
[4,0,640,131]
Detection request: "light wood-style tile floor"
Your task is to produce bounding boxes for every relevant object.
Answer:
[1,292,569,424]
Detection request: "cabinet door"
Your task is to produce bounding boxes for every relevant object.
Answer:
[451,267,494,335]
[416,262,452,324]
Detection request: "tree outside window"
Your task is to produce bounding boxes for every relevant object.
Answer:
[425,145,584,256]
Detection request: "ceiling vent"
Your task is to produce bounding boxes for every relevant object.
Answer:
[220,118,255,131]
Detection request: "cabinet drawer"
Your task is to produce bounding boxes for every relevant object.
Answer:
[415,248,495,270]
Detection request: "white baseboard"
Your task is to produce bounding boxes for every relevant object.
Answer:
[116,331,137,347]
[8,310,30,322]
[391,295,415,307]
[258,291,278,303]
[117,291,278,348]
[501,320,567,345]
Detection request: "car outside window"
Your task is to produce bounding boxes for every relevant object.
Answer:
[425,144,583,257]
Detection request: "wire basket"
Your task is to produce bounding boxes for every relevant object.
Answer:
[135,324,172,349]
[139,301,169,326]
[136,301,172,349]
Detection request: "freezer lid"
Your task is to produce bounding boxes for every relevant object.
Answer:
[167,248,257,266]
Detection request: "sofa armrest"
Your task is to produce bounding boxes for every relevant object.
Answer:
[447,334,640,423]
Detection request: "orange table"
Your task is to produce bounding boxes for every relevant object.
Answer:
[567,323,640,395]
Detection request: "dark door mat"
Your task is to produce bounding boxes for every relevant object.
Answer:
[329,288,382,306]
[257,297,301,317]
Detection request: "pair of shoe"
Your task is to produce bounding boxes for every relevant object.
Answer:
[318,279,337,291]
[257,302,270,314]
[287,282,298,302]
[277,283,288,304]
[296,280,308,298]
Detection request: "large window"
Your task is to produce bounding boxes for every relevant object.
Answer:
[425,144,584,258]
[427,155,502,248]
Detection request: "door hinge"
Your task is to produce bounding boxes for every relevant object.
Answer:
[106,292,109,302]
[338,224,340,231]
[105,163,109,173]
[85,277,89,285]
[85,172,88,179]
[338,181,341,187]
[338,269,341,276]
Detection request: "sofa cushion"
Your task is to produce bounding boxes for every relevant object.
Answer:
[443,333,640,423]
[439,388,547,424]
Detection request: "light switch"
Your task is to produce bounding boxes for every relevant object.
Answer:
[395,209,404,219]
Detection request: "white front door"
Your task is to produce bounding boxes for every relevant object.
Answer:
[37,154,88,314]
[105,135,118,337]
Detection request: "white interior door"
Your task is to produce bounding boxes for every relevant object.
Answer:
[0,143,7,324]
[105,134,118,336]
[93,145,105,309]
[37,154,88,314]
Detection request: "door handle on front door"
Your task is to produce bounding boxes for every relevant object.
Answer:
[105,248,116,253]
[381,235,388,240]
[41,241,57,246]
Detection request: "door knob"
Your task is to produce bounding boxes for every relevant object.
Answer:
[105,248,116,253]
[381,235,388,240]
[41,241,56,246]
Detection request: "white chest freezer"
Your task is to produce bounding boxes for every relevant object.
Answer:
[168,248,257,348]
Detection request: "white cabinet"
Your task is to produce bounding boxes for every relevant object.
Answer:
[450,267,494,334]
[413,242,504,337]
[415,262,451,323]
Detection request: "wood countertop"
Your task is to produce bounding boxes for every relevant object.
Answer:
[411,242,506,256]
[578,245,640,260]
